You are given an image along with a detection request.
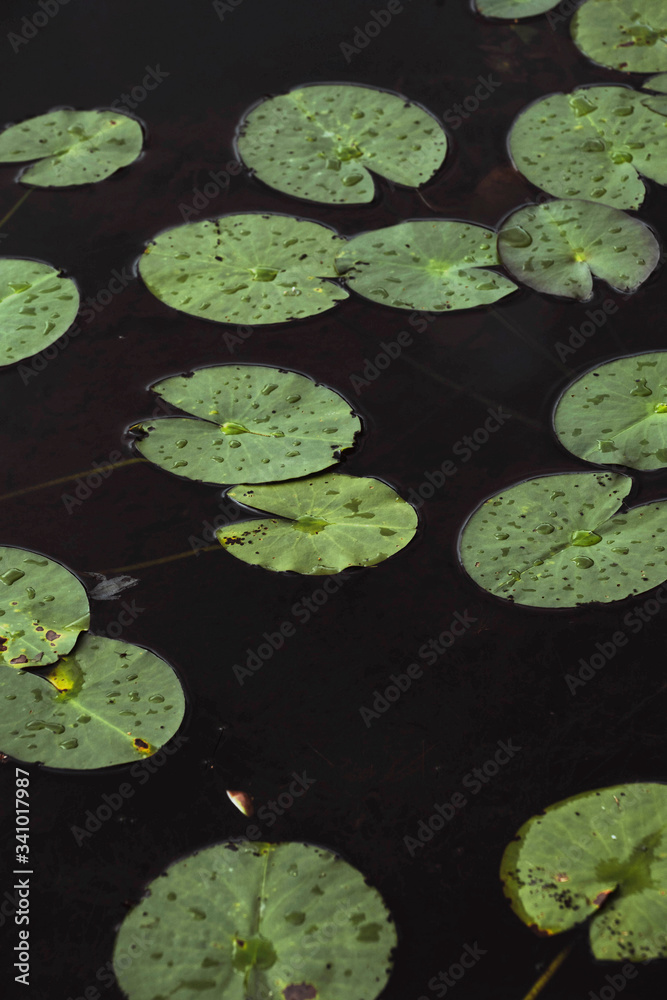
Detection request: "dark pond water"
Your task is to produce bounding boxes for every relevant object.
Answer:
[1,0,666,998]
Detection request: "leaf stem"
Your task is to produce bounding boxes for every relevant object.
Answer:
[0,188,33,230]
[103,544,220,574]
[520,941,574,1000]
[0,458,146,502]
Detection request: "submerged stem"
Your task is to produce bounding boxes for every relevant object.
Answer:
[103,544,220,574]
[0,458,146,502]
[0,188,33,230]
[520,941,574,1000]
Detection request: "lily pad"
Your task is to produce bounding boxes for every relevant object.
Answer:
[217,473,418,575]
[459,471,667,607]
[500,783,667,960]
[0,546,89,668]
[0,258,80,366]
[236,83,447,205]
[0,109,143,187]
[498,200,659,300]
[132,365,361,486]
[572,0,667,74]
[139,214,348,325]
[0,633,186,769]
[509,85,667,210]
[475,0,559,18]
[334,221,517,311]
[113,839,396,1000]
[644,72,667,93]
[554,351,667,470]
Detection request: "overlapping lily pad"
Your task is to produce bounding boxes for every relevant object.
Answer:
[113,840,396,1000]
[554,352,667,470]
[334,221,517,311]
[644,72,667,94]
[218,473,418,574]
[132,365,361,485]
[0,633,186,769]
[509,85,667,210]
[0,258,80,366]
[459,471,667,607]
[237,84,447,205]
[572,0,667,74]
[475,0,559,18]
[139,214,348,324]
[0,109,144,186]
[0,546,89,667]
[501,783,667,960]
[498,200,659,299]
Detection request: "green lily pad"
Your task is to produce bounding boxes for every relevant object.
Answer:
[475,0,559,18]
[0,258,80,366]
[644,72,667,93]
[237,84,447,205]
[334,221,517,311]
[509,85,667,210]
[218,473,418,575]
[0,633,186,769]
[459,471,667,607]
[500,783,667,961]
[498,199,659,299]
[113,840,396,1000]
[0,546,89,668]
[554,351,667,470]
[0,109,143,187]
[132,365,361,485]
[139,214,348,325]
[572,0,667,74]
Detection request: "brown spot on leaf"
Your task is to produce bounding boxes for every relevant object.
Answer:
[10,655,28,664]
[45,630,60,641]
[283,985,317,1000]
[592,889,613,908]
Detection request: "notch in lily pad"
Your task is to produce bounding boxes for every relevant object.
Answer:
[218,473,418,575]
[501,783,667,960]
[572,0,667,74]
[0,109,144,187]
[0,545,89,667]
[113,839,396,1000]
[0,633,186,769]
[554,351,667,470]
[131,364,361,485]
[236,83,447,205]
[509,84,667,210]
[459,471,667,607]
[138,213,348,325]
[334,220,517,311]
[498,199,659,300]
[0,258,80,367]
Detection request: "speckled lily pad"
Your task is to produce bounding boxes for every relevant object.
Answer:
[113,840,397,1000]
[218,473,418,575]
[334,220,517,311]
[509,85,667,210]
[501,783,667,960]
[554,352,667,470]
[0,258,80,367]
[459,471,667,607]
[237,83,446,205]
[498,200,659,300]
[572,0,667,74]
[0,545,89,668]
[139,213,348,325]
[0,633,186,769]
[132,365,361,485]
